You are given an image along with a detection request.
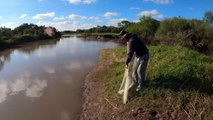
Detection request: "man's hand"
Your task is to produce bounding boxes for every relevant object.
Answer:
[125,64,128,69]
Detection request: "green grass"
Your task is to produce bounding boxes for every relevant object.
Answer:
[99,45,213,119]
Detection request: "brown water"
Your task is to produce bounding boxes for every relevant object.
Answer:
[0,37,118,120]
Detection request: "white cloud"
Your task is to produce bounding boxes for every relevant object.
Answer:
[107,18,128,27]
[0,22,14,28]
[32,12,55,20]
[68,14,87,20]
[83,0,96,4]
[133,19,140,23]
[53,16,65,21]
[36,21,96,31]
[88,16,102,22]
[104,12,119,18]
[130,7,140,10]
[53,15,102,22]
[66,0,96,4]
[0,16,2,19]
[138,9,164,19]
[143,0,173,5]
[19,14,27,19]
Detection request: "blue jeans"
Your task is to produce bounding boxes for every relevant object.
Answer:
[132,54,149,87]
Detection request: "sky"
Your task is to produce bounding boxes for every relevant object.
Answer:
[0,0,212,31]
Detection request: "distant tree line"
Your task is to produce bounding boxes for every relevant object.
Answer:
[72,11,213,53]
[74,25,123,34]
[0,23,61,48]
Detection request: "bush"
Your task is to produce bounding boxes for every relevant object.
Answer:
[126,16,160,43]
[155,17,213,53]
[12,35,35,44]
[155,17,191,42]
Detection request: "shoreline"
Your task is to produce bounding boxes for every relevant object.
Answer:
[76,33,120,41]
[0,38,60,51]
[80,49,116,120]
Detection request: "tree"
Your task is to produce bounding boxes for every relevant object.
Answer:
[118,20,132,29]
[126,16,160,41]
[0,27,12,40]
[203,10,213,26]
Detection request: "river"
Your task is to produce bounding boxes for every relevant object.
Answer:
[0,37,118,120]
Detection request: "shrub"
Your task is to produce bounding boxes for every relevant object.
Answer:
[126,16,160,44]
[12,35,35,44]
[155,17,213,53]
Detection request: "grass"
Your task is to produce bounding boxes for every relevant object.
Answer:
[99,45,213,119]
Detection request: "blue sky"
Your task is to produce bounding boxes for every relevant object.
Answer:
[0,0,212,31]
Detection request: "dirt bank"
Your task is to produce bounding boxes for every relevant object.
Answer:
[80,49,115,120]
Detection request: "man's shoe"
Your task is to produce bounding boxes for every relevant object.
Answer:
[136,85,141,92]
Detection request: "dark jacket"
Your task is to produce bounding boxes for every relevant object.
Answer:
[126,34,149,65]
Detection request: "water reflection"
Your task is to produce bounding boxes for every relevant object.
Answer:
[44,66,56,74]
[0,39,59,72]
[0,50,12,72]
[0,37,117,120]
[0,74,47,103]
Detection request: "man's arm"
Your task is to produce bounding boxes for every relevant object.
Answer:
[126,40,135,66]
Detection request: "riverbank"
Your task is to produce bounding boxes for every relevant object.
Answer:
[0,37,59,51]
[77,33,120,41]
[81,45,213,120]
[0,23,61,51]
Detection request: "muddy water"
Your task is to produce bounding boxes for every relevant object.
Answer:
[0,37,118,120]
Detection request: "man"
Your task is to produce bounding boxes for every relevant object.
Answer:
[120,30,149,92]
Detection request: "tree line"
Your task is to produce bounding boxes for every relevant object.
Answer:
[73,10,213,54]
[0,23,61,48]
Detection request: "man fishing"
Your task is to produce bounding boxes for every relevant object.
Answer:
[120,30,149,92]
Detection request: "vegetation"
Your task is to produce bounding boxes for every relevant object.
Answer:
[155,18,213,53]
[98,45,213,119]
[126,16,160,43]
[75,25,122,34]
[203,10,213,26]
[0,23,61,49]
[124,15,213,54]
[62,11,213,55]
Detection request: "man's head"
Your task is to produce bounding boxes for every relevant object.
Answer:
[119,30,129,40]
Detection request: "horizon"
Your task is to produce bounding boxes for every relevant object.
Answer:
[0,0,212,31]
